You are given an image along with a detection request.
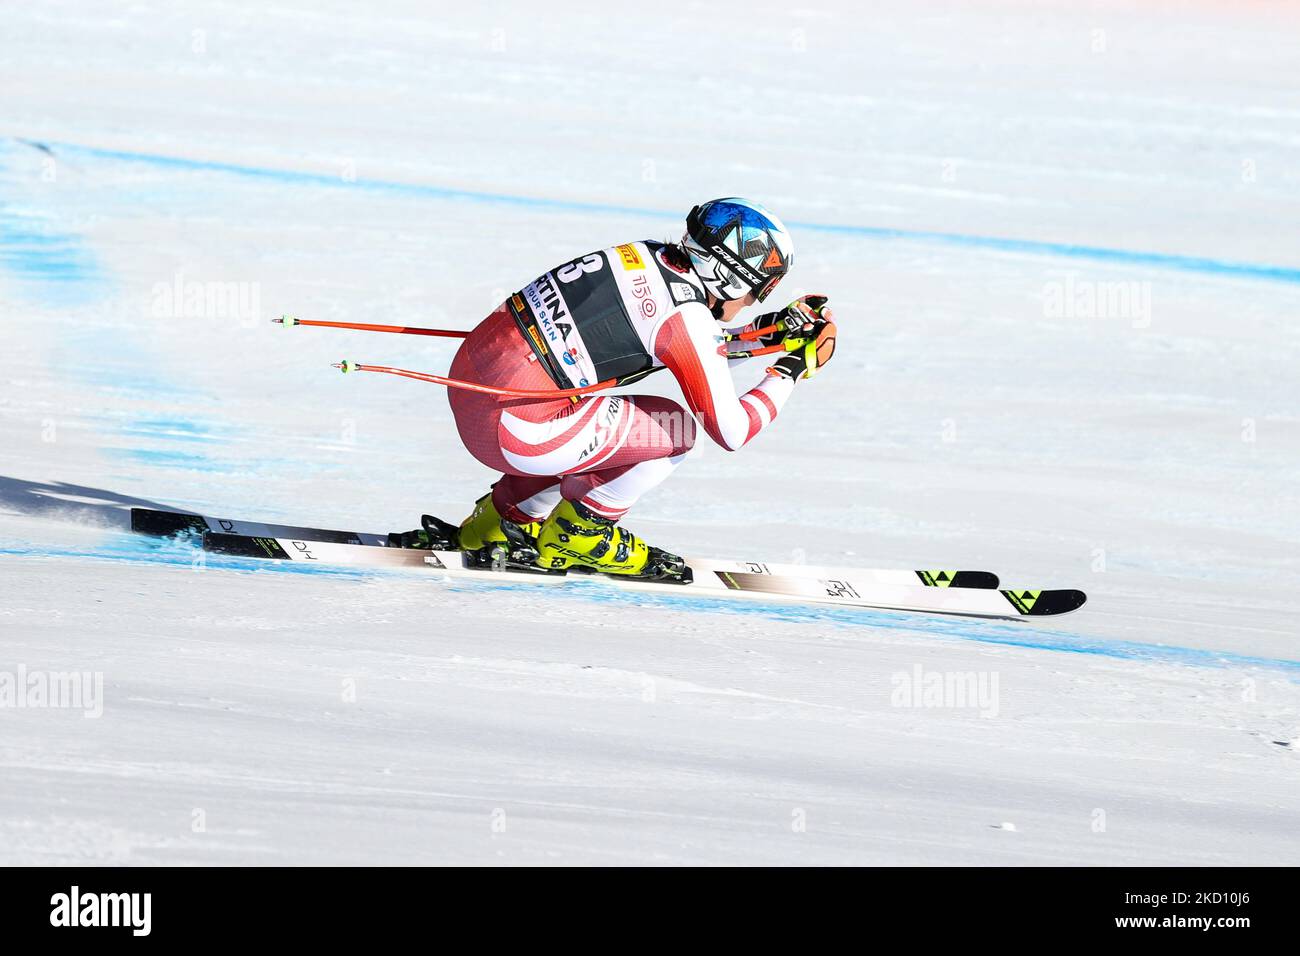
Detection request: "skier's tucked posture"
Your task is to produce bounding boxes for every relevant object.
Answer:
[422,198,836,578]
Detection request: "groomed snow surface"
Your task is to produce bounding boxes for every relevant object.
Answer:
[2,1,1298,865]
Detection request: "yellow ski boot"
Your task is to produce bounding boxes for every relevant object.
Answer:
[396,492,539,554]
[534,499,686,580]
[457,492,539,551]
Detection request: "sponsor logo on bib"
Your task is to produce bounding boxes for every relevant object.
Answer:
[527,324,546,354]
[616,243,644,270]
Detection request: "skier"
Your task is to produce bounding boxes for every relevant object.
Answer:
[411,198,837,578]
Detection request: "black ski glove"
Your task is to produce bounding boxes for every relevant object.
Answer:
[751,294,833,346]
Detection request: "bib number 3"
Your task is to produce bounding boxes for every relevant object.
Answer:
[556,253,604,284]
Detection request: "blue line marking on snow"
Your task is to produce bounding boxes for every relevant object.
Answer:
[0,212,95,280]
[0,205,104,305]
[546,581,1300,674]
[44,140,1300,286]
[0,144,202,405]
[787,223,1300,285]
[49,141,663,216]
[114,448,227,469]
[107,411,250,471]
[0,535,375,581]
[0,140,103,301]
[118,417,230,444]
[434,573,1300,675]
[104,445,337,477]
[132,417,217,433]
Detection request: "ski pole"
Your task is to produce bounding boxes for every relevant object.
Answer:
[724,322,784,343]
[332,360,620,399]
[275,315,470,339]
[330,348,777,400]
[280,314,779,354]
[722,342,786,359]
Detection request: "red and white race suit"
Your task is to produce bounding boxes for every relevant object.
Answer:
[448,240,795,522]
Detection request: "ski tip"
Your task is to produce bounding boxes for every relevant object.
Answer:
[1000,588,1087,616]
[129,508,207,538]
[916,569,999,589]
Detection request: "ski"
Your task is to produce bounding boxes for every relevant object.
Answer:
[130,506,389,547]
[200,531,1085,619]
[130,507,999,589]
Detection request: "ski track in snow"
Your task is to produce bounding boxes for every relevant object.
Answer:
[2,0,1299,865]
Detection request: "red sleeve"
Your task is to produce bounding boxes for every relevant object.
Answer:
[653,309,794,451]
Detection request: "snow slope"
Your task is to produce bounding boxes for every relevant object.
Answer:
[1,0,1298,864]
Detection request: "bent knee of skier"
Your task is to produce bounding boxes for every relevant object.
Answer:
[621,396,695,459]
[560,453,689,521]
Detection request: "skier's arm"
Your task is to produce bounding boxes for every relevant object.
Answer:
[653,306,797,452]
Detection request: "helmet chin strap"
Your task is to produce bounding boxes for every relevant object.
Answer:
[708,291,756,325]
